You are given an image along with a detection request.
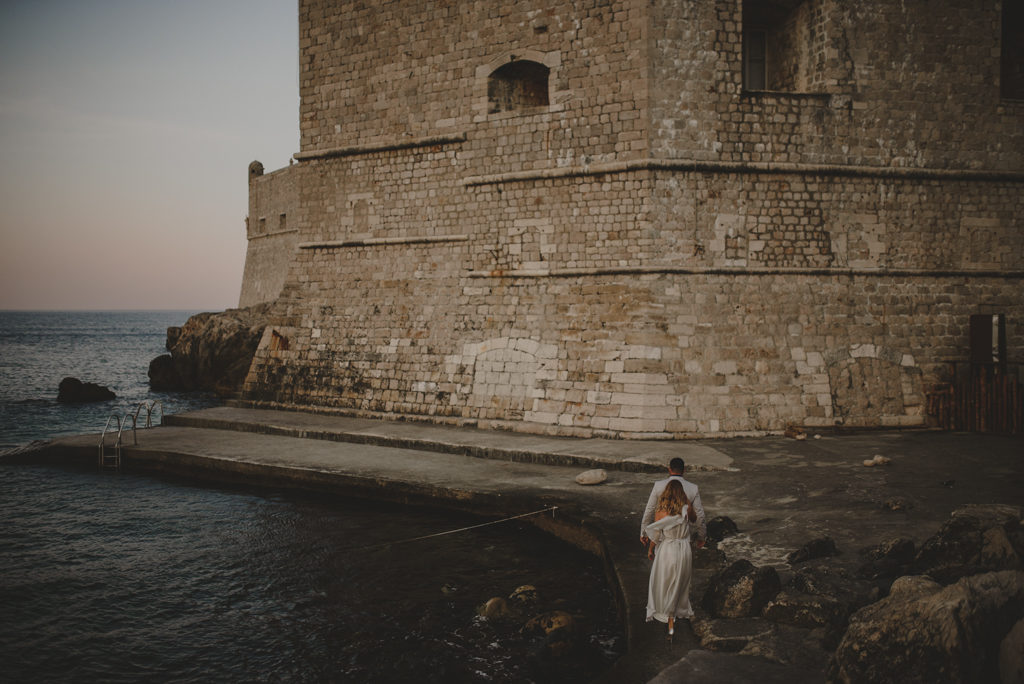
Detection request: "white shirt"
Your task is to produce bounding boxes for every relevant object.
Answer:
[640,475,707,541]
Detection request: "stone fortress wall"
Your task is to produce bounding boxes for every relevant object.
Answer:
[237,0,1024,437]
[239,162,299,309]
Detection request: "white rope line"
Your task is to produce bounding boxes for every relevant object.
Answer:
[377,506,559,548]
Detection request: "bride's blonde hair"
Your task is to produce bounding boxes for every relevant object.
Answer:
[655,480,688,516]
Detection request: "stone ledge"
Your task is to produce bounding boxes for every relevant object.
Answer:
[299,235,470,250]
[294,133,467,161]
[467,266,1024,279]
[462,157,1024,187]
[247,228,298,241]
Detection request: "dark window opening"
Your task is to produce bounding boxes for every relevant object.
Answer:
[744,29,767,91]
[488,60,550,114]
[1002,0,1024,99]
[970,314,1007,368]
[742,0,816,92]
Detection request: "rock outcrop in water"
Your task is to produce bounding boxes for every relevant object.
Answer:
[148,304,271,397]
[57,377,116,403]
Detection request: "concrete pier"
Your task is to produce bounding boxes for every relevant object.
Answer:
[8,406,1023,682]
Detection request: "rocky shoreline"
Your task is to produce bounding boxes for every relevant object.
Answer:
[680,504,1023,683]
[147,304,270,397]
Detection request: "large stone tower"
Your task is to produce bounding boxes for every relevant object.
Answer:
[237,0,1024,437]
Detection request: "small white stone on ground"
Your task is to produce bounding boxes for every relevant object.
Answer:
[575,468,607,485]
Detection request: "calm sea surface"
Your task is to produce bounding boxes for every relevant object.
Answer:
[0,312,622,682]
[0,310,220,450]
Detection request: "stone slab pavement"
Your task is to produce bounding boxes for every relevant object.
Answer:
[6,406,1023,683]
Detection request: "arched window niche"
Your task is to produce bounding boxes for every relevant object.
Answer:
[487,59,550,114]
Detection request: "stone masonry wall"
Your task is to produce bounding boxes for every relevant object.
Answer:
[243,157,1023,436]
[299,0,649,168]
[239,0,1023,437]
[239,163,300,308]
[650,0,1023,169]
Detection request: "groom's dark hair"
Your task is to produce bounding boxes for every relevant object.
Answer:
[669,457,685,473]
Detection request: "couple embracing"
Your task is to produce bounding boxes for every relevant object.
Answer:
[639,457,707,640]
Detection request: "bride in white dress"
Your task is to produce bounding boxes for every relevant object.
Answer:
[644,479,696,639]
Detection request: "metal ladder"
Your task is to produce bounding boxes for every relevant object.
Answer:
[97,400,163,470]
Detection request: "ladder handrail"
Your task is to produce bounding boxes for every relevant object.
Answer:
[99,400,164,470]
[132,400,164,428]
[117,411,138,449]
[98,414,122,468]
[147,400,163,427]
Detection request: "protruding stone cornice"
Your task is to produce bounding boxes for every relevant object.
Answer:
[294,134,467,162]
[462,158,1024,187]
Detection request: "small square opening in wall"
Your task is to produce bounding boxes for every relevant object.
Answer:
[969,314,1007,367]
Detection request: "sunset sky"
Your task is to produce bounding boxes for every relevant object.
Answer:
[0,0,298,310]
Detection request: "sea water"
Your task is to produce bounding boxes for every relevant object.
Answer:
[0,310,219,450]
[0,311,622,682]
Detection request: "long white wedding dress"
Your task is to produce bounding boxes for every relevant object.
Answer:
[645,506,694,623]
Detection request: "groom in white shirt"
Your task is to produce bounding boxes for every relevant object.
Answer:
[640,457,707,550]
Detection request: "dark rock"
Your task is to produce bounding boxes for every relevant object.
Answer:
[787,536,838,564]
[479,597,509,619]
[691,617,829,668]
[147,304,271,397]
[509,584,539,605]
[913,504,1022,583]
[522,610,576,657]
[147,354,181,391]
[829,571,1024,684]
[1000,619,1024,684]
[523,610,574,636]
[649,648,805,684]
[691,616,775,652]
[166,326,182,350]
[707,515,739,542]
[762,590,845,629]
[693,544,728,571]
[862,537,917,564]
[772,563,874,649]
[702,559,782,618]
[56,377,115,403]
[857,538,917,581]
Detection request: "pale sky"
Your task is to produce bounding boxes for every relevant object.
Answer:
[0,0,298,310]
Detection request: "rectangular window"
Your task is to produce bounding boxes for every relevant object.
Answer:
[970,314,1007,367]
[279,213,287,231]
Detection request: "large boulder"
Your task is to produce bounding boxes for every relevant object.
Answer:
[148,304,271,397]
[857,537,917,581]
[913,504,1023,583]
[702,559,782,618]
[765,561,868,647]
[57,377,115,403]
[764,563,874,649]
[787,536,839,565]
[828,571,1024,683]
